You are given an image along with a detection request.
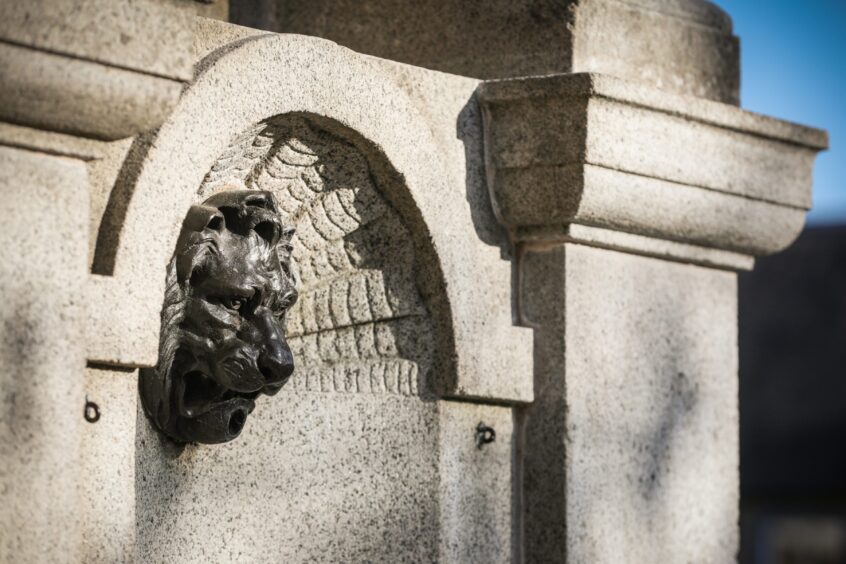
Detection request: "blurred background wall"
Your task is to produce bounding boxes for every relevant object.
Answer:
[716,1,846,562]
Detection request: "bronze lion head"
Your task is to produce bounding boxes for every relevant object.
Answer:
[140,190,297,444]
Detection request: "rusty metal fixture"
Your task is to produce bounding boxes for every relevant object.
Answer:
[139,190,298,444]
[84,397,100,423]
[476,422,496,449]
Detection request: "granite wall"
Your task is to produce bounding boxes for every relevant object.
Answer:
[0,1,828,562]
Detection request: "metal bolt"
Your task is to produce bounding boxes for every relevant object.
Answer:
[84,397,100,423]
[476,422,496,449]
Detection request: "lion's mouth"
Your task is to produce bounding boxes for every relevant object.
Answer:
[180,370,253,412]
[178,370,262,437]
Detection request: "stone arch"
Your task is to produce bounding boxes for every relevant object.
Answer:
[87,32,530,401]
[198,113,435,396]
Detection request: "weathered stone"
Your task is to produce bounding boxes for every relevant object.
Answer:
[0,4,199,560]
[571,0,738,103]
[87,137,134,265]
[80,367,137,564]
[479,73,828,263]
[84,21,527,562]
[0,146,87,563]
[136,392,442,562]
[467,21,823,562]
[236,0,739,103]
[0,2,830,562]
[439,401,516,563]
[136,392,516,562]
[520,243,739,563]
[555,223,754,271]
[0,122,108,161]
[0,0,192,81]
[86,23,532,404]
[151,0,229,21]
[0,0,192,139]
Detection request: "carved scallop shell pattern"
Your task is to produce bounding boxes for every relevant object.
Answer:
[198,116,432,396]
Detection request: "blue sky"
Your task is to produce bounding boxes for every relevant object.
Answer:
[714,0,845,225]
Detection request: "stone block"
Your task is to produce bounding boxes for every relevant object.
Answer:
[439,401,516,563]
[0,43,185,140]
[0,0,192,81]
[0,145,88,563]
[572,0,739,103]
[0,0,191,139]
[80,367,137,563]
[0,122,108,161]
[135,393,442,562]
[240,0,739,103]
[134,390,516,562]
[520,242,739,563]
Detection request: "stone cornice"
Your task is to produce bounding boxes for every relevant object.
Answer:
[478,73,828,269]
[0,0,192,81]
[0,0,192,141]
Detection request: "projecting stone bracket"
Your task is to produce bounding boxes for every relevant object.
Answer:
[478,72,828,271]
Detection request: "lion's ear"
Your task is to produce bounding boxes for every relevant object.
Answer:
[174,205,224,282]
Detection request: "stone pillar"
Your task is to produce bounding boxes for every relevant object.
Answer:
[478,74,827,562]
[0,2,190,561]
[0,140,89,563]
[518,244,740,562]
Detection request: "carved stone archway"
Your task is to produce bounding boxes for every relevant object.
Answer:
[84,30,530,561]
[88,32,531,402]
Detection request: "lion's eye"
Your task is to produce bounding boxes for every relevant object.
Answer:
[225,297,247,312]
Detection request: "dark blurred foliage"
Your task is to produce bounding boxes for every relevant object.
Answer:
[740,225,846,564]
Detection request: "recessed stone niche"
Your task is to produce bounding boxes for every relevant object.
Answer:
[197,115,435,398]
[135,114,513,563]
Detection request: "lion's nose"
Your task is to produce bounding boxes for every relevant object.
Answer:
[258,337,294,389]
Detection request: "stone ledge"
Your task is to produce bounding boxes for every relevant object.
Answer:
[478,73,826,148]
[0,0,192,81]
[0,122,109,160]
[519,224,755,271]
[0,43,185,140]
[0,0,192,140]
[478,73,828,262]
